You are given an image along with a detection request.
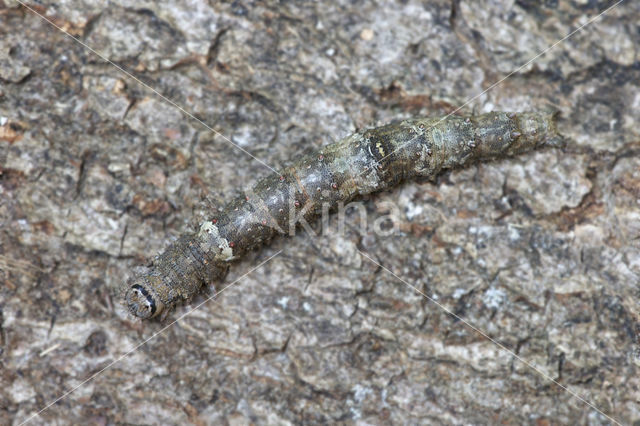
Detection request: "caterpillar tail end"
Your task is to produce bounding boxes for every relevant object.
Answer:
[539,110,566,150]
[509,111,567,155]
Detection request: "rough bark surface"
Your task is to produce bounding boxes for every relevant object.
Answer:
[0,0,638,424]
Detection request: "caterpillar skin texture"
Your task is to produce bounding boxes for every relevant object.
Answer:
[125,111,563,320]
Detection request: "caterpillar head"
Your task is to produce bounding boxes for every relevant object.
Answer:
[125,276,165,319]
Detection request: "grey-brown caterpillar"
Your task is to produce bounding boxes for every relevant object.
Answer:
[125,111,563,319]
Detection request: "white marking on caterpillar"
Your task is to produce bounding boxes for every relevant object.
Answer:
[198,221,234,261]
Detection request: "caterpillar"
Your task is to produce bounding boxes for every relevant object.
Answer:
[125,111,563,320]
